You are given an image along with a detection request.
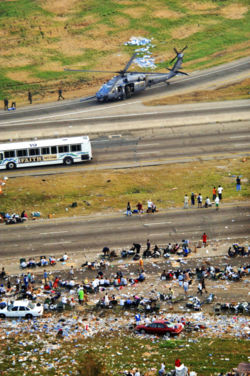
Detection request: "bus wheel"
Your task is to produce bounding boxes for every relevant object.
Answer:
[63,157,73,166]
[7,162,16,170]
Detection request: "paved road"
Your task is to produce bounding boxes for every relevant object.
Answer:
[0,204,249,258]
[0,57,249,124]
[3,120,250,178]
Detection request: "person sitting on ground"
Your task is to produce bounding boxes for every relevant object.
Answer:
[138,270,145,282]
[204,197,212,208]
[40,257,48,267]
[136,202,143,213]
[59,253,68,262]
[49,256,56,265]
[174,358,189,376]
[21,210,28,220]
[151,202,157,213]
[161,270,167,280]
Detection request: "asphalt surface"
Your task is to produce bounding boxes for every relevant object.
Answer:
[0,56,249,124]
[3,120,250,178]
[0,204,249,258]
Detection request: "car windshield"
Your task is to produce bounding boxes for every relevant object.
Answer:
[28,302,35,309]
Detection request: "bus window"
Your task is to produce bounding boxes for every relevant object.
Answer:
[51,146,57,154]
[41,147,50,155]
[0,153,3,160]
[71,144,81,152]
[29,148,40,156]
[58,145,69,153]
[17,149,28,157]
[4,150,15,158]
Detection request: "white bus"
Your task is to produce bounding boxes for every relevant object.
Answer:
[0,136,92,170]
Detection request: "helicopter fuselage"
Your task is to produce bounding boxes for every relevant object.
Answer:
[96,72,171,102]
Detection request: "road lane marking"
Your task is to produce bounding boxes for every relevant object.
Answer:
[40,231,68,235]
[230,136,249,139]
[43,241,71,245]
[234,143,250,146]
[144,222,172,226]
[137,151,157,155]
[137,143,159,147]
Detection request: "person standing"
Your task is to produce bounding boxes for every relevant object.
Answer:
[202,232,207,247]
[146,239,151,252]
[126,201,132,216]
[69,265,74,278]
[43,269,48,284]
[236,176,241,191]
[215,195,220,210]
[201,277,208,293]
[212,186,217,201]
[78,286,84,305]
[197,193,202,208]
[183,280,189,296]
[58,88,64,100]
[3,98,8,110]
[191,192,195,206]
[28,91,32,104]
[217,185,223,200]
[183,194,189,209]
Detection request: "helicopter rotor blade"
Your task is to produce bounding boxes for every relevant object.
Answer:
[176,70,188,76]
[121,52,138,74]
[174,47,179,55]
[169,56,177,64]
[181,45,188,53]
[64,68,121,74]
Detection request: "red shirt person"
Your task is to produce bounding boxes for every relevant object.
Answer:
[202,232,208,247]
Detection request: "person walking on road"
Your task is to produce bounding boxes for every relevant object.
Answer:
[28,91,32,104]
[58,88,64,100]
[236,176,241,191]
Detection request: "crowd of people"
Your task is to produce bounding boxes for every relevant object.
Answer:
[184,185,225,210]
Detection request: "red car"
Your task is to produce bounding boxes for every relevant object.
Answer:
[135,320,183,336]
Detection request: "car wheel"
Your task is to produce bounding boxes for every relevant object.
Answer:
[7,162,16,170]
[25,314,33,319]
[63,157,73,166]
[0,313,6,318]
[140,329,146,334]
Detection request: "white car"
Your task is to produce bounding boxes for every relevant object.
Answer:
[0,300,43,319]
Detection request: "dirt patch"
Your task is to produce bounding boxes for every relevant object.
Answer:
[113,15,131,27]
[172,24,203,40]
[122,7,147,18]
[39,0,79,15]
[220,4,248,19]
[51,36,86,56]
[6,71,36,83]
[152,8,183,19]
[0,55,32,68]
[184,1,217,12]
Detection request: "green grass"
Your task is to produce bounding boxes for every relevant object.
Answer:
[0,333,249,375]
[0,158,249,218]
[0,0,249,101]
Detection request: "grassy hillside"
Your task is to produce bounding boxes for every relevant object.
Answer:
[0,0,249,104]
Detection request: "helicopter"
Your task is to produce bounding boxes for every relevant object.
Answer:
[64,46,188,102]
